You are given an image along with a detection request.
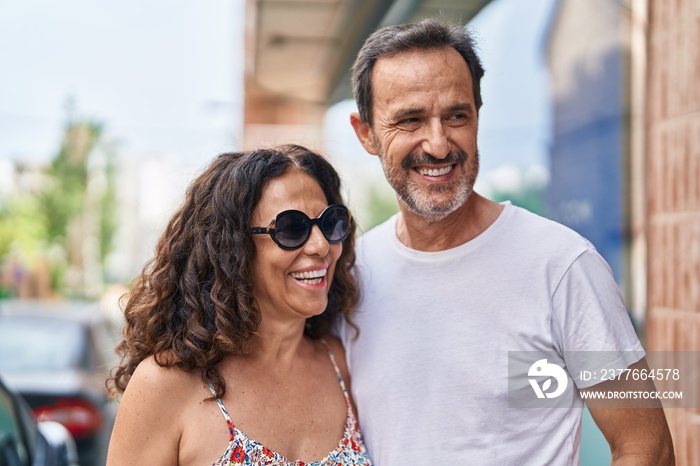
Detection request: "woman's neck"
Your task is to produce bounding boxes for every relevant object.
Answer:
[244,319,312,368]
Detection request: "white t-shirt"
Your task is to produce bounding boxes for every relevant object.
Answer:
[339,202,643,465]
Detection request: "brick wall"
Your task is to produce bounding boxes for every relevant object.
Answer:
[645,0,700,464]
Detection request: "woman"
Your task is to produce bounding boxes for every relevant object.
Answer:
[107,145,372,465]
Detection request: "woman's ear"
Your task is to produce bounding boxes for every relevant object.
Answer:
[350,112,379,156]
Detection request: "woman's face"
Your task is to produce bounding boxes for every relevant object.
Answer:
[250,168,343,324]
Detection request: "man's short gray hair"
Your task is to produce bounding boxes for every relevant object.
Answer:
[351,19,485,126]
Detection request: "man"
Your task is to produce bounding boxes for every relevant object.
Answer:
[338,19,674,465]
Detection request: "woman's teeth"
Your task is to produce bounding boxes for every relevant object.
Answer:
[418,165,453,177]
[290,269,327,284]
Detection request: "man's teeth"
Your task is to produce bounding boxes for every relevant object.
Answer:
[290,269,327,284]
[418,165,453,177]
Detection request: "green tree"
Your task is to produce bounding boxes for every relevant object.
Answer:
[99,147,118,264]
[0,196,48,260]
[39,120,103,244]
[0,115,118,298]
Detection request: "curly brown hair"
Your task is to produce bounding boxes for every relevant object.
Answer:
[108,145,359,399]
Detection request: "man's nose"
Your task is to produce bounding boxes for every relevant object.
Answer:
[421,120,450,159]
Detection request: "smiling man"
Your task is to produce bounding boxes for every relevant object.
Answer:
[338,20,674,465]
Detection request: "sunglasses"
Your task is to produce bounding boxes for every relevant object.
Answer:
[251,204,352,251]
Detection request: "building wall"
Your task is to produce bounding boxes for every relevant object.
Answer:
[645,0,700,464]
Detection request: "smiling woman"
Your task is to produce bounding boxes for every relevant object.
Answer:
[105,145,372,466]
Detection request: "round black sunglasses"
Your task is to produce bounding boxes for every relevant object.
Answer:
[251,204,352,251]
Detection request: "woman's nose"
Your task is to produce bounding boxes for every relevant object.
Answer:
[302,225,330,256]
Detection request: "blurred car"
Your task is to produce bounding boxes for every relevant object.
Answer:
[0,373,79,466]
[0,300,120,466]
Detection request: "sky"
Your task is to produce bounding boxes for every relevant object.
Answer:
[0,0,244,167]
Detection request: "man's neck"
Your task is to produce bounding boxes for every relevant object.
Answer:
[395,192,504,252]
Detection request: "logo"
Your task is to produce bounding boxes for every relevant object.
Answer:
[528,359,568,399]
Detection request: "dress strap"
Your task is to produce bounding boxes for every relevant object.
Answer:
[319,339,353,413]
[207,382,236,442]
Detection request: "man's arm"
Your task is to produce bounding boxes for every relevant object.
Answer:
[584,358,675,466]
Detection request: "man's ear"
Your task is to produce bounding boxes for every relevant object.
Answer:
[350,112,379,155]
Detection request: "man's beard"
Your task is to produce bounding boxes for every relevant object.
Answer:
[378,147,479,222]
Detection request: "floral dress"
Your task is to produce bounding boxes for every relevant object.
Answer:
[209,342,373,465]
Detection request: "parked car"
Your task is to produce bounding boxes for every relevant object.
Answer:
[0,300,120,466]
[0,374,79,466]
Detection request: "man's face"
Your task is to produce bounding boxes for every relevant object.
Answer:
[352,47,479,221]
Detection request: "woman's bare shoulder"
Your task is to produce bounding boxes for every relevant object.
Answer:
[107,356,204,465]
[120,355,203,426]
[321,335,345,357]
[131,355,200,390]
